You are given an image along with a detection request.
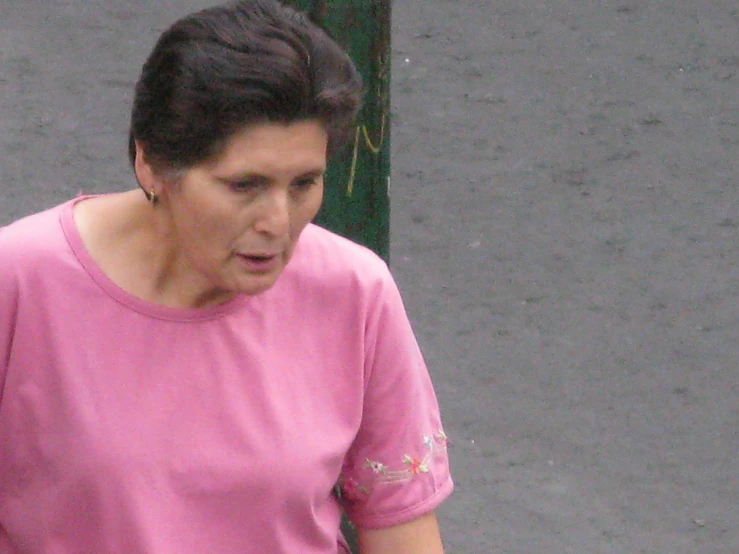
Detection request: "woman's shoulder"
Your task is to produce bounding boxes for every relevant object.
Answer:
[290,223,392,285]
[0,200,75,274]
[276,224,398,309]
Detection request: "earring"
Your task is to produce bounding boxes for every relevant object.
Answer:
[147,189,159,206]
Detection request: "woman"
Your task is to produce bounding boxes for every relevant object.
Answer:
[0,1,453,553]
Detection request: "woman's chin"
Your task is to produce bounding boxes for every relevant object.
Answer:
[233,272,282,297]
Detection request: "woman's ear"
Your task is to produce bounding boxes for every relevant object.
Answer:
[133,140,162,198]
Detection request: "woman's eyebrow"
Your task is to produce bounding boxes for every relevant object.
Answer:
[216,167,326,183]
[217,173,270,184]
[295,168,326,179]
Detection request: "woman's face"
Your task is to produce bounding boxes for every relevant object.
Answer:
[157,120,327,303]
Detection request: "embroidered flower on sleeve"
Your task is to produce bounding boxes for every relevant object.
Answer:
[403,455,429,475]
[340,428,449,502]
[339,477,369,502]
[364,459,388,474]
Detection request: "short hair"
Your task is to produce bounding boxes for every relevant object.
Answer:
[128,0,363,173]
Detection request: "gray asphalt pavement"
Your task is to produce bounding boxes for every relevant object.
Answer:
[2,1,738,553]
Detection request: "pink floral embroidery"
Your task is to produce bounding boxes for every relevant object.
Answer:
[403,455,429,475]
[364,459,387,474]
[340,477,369,501]
[341,429,449,501]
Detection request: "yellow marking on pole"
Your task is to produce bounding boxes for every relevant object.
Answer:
[346,126,361,196]
[346,55,390,196]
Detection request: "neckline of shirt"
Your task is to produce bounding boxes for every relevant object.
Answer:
[60,195,251,323]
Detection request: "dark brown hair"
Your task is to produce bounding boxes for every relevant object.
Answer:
[128,0,363,173]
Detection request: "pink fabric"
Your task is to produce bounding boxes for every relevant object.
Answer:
[0,198,452,553]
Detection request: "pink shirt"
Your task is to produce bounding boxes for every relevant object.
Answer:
[0,198,452,553]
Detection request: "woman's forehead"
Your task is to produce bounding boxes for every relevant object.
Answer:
[202,121,329,177]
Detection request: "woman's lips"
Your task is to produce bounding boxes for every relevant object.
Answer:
[236,252,280,272]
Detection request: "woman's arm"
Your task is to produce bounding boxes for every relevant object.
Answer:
[357,511,445,554]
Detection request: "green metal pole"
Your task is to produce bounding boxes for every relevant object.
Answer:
[289,0,391,262]
[287,6,391,549]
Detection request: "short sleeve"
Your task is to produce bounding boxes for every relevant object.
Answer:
[0,228,20,406]
[338,267,453,529]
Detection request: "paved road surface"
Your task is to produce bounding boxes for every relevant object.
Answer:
[1,1,737,552]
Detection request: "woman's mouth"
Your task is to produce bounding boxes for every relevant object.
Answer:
[236,252,280,272]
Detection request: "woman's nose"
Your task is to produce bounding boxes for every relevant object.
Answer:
[253,189,290,237]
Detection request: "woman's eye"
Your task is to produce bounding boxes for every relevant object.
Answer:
[293,178,318,190]
[230,180,258,192]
